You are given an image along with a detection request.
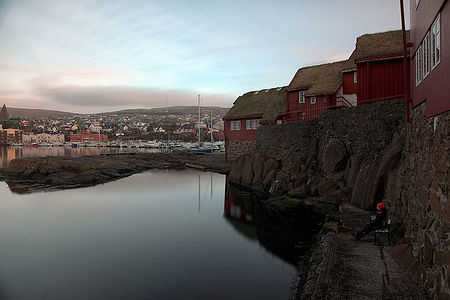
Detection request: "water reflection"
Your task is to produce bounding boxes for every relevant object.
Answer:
[0,146,160,168]
[0,170,299,300]
[224,183,325,266]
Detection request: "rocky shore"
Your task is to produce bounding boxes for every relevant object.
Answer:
[0,152,230,194]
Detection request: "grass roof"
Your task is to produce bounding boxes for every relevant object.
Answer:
[223,87,287,121]
[288,52,356,96]
[356,30,410,60]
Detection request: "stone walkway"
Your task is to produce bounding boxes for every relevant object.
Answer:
[301,204,425,299]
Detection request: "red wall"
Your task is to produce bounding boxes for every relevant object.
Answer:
[410,1,450,116]
[357,58,407,105]
[223,119,258,140]
[69,134,108,142]
[343,71,357,94]
[285,91,334,122]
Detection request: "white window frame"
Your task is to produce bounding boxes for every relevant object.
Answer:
[299,91,305,103]
[353,72,357,83]
[231,120,241,131]
[301,112,306,120]
[416,44,423,86]
[310,96,316,104]
[431,14,440,70]
[246,120,252,130]
[252,119,259,129]
[415,0,420,8]
[423,32,430,79]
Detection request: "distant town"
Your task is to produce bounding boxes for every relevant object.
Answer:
[0,104,228,147]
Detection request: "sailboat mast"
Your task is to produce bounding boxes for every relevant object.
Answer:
[210,109,213,143]
[198,94,201,145]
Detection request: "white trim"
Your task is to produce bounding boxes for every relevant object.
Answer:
[431,14,440,70]
[310,96,316,104]
[299,91,305,103]
[423,32,430,79]
[246,119,252,130]
[353,72,357,84]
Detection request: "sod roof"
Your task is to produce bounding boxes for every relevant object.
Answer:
[223,87,287,121]
[288,52,356,95]
[355,30,410,61]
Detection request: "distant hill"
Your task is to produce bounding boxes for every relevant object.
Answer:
[7,106,230,118]
[103,106,230,116]
[8,108,78,118]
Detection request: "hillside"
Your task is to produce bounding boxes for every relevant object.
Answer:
[7,106,230,118]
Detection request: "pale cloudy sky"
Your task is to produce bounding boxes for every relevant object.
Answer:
[0,0,410,113]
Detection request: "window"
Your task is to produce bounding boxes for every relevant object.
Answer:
[416,44,423,86]
[231,120,240,131]
[415,0,420,8]
[353,72,357,83]
[302,112,306,120]
[246,120,252,130]
[299,91,305,103]
[251,119,260,129]
[423,32,430,78]
[310,96,316,104]
[431,14,440,69]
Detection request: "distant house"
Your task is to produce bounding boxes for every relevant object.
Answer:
[284,55,356,122]
[410,0,449,117]
[354,30,410,105]
[223,87,287,161]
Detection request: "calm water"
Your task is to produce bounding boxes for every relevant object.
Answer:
[0,146,160,168]
[0,170,304,300]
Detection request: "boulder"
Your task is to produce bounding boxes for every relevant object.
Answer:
[292,171,307,187]
[262,169,276,189]
[252,152,264,185]
[344,153,365,189]
[241,156,255,186]
[263,158,278,178]
[316,178,339,196]
[321,138,348,175]
[288,184,308,198]
[229,157,244,184]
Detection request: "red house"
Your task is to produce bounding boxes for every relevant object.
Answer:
[284,54,356,122]
[354,30,410,105]
[410,0,449,117]
[69,130,108,142]
[223,87,287,161]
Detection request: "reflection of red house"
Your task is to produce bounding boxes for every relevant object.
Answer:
[410,0,449,117]
[354,30,410,105]
[284,54,356,122]
[224,195,252,222]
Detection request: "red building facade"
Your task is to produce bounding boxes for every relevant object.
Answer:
[69,131,108,142]
[223,87,286,161]
[284,57,356,122]
[354,30,410,105]
[410,0,449,117]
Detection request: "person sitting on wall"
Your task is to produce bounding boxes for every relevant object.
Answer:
[353,202,388,240]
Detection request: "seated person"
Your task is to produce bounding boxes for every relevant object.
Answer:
[353,202,387,240]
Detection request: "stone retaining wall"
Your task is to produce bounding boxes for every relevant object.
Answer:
[226,139,256,161]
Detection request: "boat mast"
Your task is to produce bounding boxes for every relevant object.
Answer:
[198,94,201,145]
[210,109,214,143]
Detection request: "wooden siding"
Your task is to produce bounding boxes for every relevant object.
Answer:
[410,0,450,116]
[357,58,407,105]
[285,91,334,122]
[343,71,357,94]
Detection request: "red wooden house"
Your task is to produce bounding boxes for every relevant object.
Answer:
[354,30,410,105]
[284,54,356,122]
[223,87,286,161]
[410,0,449,117]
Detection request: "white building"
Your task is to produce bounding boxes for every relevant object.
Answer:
[22,133,65,144]
[89,122,101,133]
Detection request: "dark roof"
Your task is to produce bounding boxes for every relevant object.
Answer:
[288,52,356,95]
[355,30,410,61]
[0,104,10,121]
[223,87,287,121]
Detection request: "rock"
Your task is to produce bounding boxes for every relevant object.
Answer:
[344,153,365,189]
[229,157,244,184]
[252,152,264,185]
[316,178,339,196]
[322,188,351,204]
[292,171,307,187]
[288,184,307,198]
[262,169,276,189]
[263,158,278,178]
[321,138,348,175]
[241,155,255,186]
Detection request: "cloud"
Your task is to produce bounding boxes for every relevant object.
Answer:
[37,84,233,109]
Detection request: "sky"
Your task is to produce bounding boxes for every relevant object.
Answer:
[0,0,410,113]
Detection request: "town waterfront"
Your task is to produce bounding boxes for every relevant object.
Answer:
[0,170,299,299]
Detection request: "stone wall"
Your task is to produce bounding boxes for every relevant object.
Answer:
[387,103,449,299]
[226,139,256,161]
